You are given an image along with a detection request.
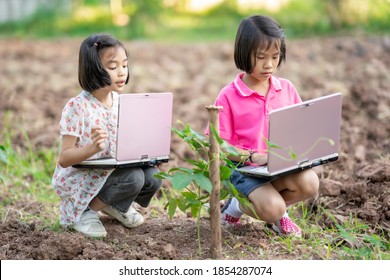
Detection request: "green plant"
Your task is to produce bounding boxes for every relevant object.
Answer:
[334,219,389,260]
[155,122,249,255]
[155,121,334,255]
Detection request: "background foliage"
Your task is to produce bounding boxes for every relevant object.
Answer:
[0,0,389,41]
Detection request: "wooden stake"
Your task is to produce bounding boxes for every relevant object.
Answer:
[206,105,223,259]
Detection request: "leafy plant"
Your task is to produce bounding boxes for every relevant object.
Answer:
[155,122,248,254]
[156,121,325,248]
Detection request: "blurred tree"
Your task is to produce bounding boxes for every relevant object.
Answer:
[110,0,129,25]
[326,0,343,28]
[123,0,163,37]
[163,0,190,13]
[326,0,388,28]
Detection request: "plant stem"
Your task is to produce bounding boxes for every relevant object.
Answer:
[197,186,202,256]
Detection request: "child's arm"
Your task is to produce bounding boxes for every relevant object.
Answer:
[57,126,108,168]
[224,146,267,166]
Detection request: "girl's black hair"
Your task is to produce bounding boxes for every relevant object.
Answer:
[78,33,130,92]
[234,15,286,73]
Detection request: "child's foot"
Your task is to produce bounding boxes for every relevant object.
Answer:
[102,205,144,228]
[221,198,242,228]
[271,213,302,237]
[72,210,107,238]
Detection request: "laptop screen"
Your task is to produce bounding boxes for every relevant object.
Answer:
[267,93,342,174]
[116,93,173,161]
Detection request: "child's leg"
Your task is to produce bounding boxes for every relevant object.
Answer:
[266,169,319,237]
[98,166,161,228]
[97,167,145,213]
[243,183,286,223]
[134,166,162,208]
[271,169,319,207]
[221,169,274,227]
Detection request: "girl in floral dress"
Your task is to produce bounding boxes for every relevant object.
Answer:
[52,34,162,238]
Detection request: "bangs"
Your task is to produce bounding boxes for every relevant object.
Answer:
[257,36,281,53]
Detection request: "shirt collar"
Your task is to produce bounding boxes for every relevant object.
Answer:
[233,72,282,97]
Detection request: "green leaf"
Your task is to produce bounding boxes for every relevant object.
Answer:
[190,139,203,150]
[168,167,193,174]
[153,171,172,180]
[224,158,237,168]
[209,123,224,145]
[220,187,230,200]
[190,202,201,218]
[181,191,198,201]
[172,127,188,141]
[226,181,240,196]
[168,197,177,219]
[185,159,208,170]
[219,165,232,180]
[221,142,240,156]
[263,137,281,149]
[193,173,212,193]
[177,198,189,212]
[189,126,207,142]
[288,146,297,160]
[267,141,281,149]
[171,172,194,190]
[0,145,7,164]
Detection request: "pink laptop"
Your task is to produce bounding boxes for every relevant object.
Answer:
[73,92,173,168]
[237,92,342,178]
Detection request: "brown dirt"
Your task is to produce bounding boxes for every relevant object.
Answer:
[0,34,389,260]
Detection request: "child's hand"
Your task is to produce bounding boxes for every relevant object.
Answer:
[91,125,108,151]
[252,153,267,166]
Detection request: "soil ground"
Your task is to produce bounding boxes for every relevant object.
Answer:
[0,34,389,260]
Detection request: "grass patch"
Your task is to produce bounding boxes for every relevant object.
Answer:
[272,205,390,260]
[0,122,59,230]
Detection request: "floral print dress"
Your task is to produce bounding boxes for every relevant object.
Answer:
[52,91,119,226]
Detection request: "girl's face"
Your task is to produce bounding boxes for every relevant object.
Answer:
[100,46,128,92]
[250,42,281,83]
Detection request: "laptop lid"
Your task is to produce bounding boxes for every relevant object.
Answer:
[73,92,173,168]
[116,92,173,161]
[266,92,342,175]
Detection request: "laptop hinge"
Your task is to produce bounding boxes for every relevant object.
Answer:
[298,159,312,168]
[321,153,339,163]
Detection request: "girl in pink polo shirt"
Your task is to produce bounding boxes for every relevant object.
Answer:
[212,15,319,237]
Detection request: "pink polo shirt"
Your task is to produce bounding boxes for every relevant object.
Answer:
[210,72,302,154]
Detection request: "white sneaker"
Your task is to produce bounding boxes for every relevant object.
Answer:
[72,210,107,238]
[102,205,144,228]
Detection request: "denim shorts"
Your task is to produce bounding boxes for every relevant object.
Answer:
[229,167,274,197]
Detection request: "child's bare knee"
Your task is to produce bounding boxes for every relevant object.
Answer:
[300,169,319,197]
[256,198,286,223]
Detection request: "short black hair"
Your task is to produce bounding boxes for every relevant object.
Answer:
[234,15,286,73]
[78,33,130,92]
